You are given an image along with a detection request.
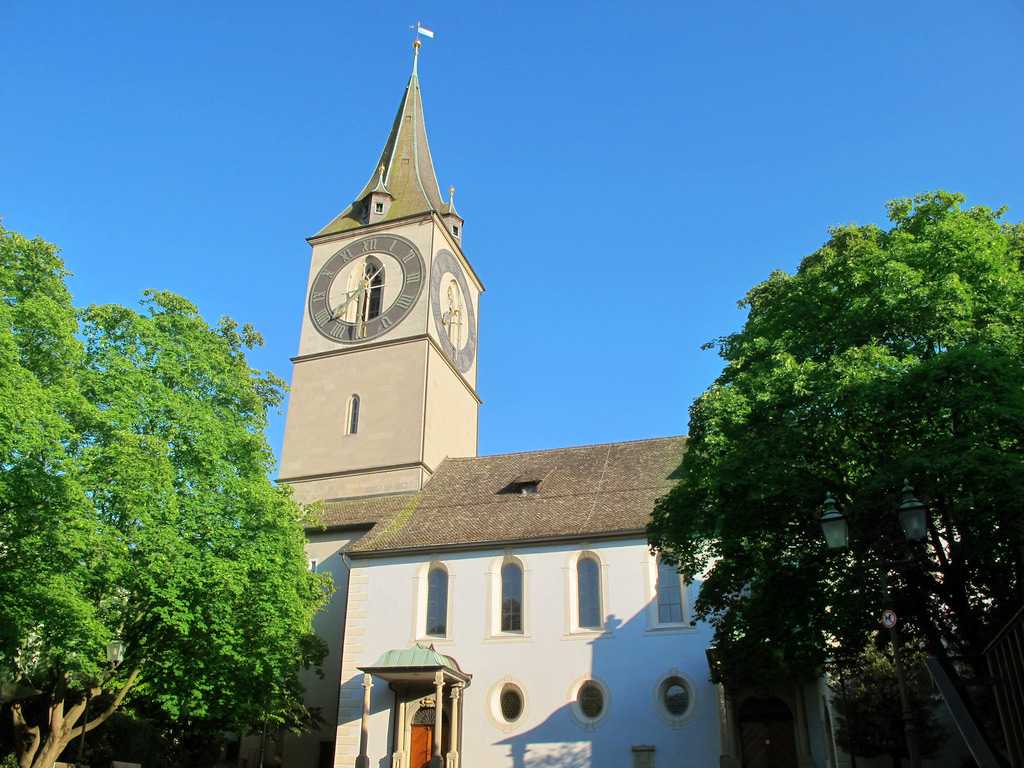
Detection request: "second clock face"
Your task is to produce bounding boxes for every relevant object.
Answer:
[308,234,425,343]
[430,248,477,373]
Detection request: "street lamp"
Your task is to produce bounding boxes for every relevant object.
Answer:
[106,639,126,668]
[75,638,126,767]
[897,481,928,543]
[818,484,928,768]
[819,493,849,550]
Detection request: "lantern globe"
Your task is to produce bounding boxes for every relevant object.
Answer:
[819,493,849,550]
[898,481,928,542]
[106,639,125,667]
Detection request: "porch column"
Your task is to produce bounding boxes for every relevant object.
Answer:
[392,691,406,768]
[356,673,373,768]
[445,684,462,768]
[430,671,445,768]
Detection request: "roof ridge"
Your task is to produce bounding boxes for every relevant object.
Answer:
[407,484,675,514]
[440,434,687,463]
[323,490,420,505]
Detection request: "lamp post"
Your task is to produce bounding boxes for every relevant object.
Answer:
[75,638,125,767]
[819,482,927,768]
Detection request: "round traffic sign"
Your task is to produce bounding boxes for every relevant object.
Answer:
[881,609,898,629]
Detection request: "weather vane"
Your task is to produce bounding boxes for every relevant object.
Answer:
[409,21,434,72]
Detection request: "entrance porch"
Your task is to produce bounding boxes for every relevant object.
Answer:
[356,644,472,768]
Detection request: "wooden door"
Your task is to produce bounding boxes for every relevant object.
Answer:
[738,697,798,768]
[410,723,433,768]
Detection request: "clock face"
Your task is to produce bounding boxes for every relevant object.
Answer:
[430,249,477,373]
[308,234,425,343]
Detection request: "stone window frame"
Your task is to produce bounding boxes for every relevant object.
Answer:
[413,560,455,644]
[653,670,698,728]
[568,676,610,729]
[487,676,528,732]
[642,552,695,633]
[564,550,611,638]
[485,554,530,641]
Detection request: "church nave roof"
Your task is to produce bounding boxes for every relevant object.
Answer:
[312,435,687,557]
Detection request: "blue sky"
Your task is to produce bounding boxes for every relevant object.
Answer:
[4,0,1022,464]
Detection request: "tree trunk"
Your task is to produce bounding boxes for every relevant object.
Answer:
[14,669,141,768]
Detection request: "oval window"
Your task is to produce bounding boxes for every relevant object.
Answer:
[577,681,604,720]
[499,684,524,722]
[661,676,691,717]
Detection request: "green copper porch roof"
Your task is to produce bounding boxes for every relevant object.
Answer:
[313,49,448,239]
[365,644,463,673]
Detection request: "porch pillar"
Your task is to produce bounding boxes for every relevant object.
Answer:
[392,691,406,768]
[356,673,373,768]
[430,671,445,768]
[445,684,462,768]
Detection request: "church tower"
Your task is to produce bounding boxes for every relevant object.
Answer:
[280,41,481,503]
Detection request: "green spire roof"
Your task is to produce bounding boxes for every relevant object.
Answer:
[314,50,446,239]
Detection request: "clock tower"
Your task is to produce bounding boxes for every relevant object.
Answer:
[280,42,482,503]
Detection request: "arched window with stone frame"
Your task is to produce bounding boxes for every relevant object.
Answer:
[576,553,602,630]
[655,556,686,625]
[500,558,524,633]
[425,564,449,637]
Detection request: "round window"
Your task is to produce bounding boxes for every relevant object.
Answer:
[661,676,691,717]
[500,684,523,723]
[577,681,604,720]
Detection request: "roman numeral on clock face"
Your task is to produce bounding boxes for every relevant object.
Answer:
[395,295,413,309]
[314,309,331,324]
[380,316,392,329]
[406,272,421,284]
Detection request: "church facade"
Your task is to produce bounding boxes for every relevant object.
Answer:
[239,42,839,768]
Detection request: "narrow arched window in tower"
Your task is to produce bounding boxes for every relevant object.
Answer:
[362,257,385,321]
[501,560,523,632]
[345,394,360,435]
[426,565,448,636]
[577,554,602,630]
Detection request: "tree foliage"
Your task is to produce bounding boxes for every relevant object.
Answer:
[0,225,330,768]
[831,647,945,768]
[649,192,1024,684]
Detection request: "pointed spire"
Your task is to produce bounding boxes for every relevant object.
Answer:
[370,163,391,196]
[443,185,459,215]
[314,43,448,238]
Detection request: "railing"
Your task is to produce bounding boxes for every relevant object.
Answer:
[985,605,1024,767]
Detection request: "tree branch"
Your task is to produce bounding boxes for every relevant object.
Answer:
[11,702,41,768]
[82,667,141,734]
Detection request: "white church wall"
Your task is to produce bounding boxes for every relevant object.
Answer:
[339,536,722,768]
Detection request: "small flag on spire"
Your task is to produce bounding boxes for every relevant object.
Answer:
[416,24,434,38]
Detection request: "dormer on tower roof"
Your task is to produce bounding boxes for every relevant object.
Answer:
[441,186,464,242]
[314,40,451,238]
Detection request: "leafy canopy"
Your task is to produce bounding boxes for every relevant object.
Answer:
[649,191,1024,680]
[0,225,329,768]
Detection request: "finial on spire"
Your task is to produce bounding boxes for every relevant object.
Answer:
[449,185,456,203]
[410,21,434,74]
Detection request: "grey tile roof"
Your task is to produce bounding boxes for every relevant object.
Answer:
[312,436,686,556]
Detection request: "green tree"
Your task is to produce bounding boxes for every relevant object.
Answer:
[648,191,1024,686]
[832,647,945,768]
[0,225,330,768]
